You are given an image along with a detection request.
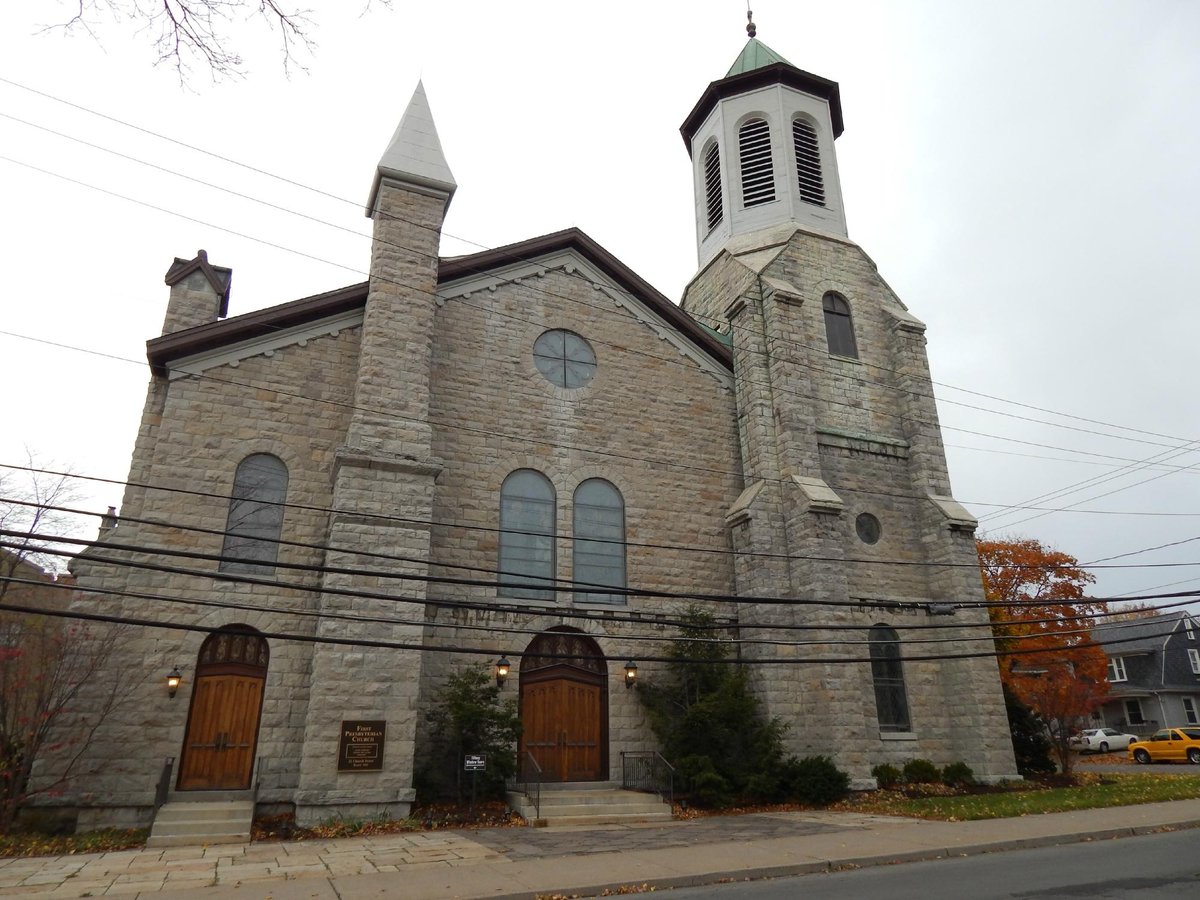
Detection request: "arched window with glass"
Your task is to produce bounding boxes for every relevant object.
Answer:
[869,625,911,732]
[822,292,859,359]
[498,469,557,601]
[219,454,288,576]
[572,479,626,605]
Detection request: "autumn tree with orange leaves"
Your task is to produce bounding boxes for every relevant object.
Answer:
[977,537,1107,776]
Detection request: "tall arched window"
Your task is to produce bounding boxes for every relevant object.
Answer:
[869,625,911,732]
[572,479,625,605]
[499,469,556,600]
[220,454,288,575]
[703,141,724,231]
[822,292,858,358]
[792,118,826,206]
[738,118,776,207]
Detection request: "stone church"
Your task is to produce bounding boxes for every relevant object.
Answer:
[55,30,1019,830]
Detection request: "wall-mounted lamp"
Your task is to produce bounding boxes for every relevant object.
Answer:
[166,666,182,698]
[624,660,638,689]
[495,656,511,688]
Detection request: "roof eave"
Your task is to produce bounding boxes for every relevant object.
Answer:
[438,228,733,371]
[680,63,844,153]
[146,281,369,373]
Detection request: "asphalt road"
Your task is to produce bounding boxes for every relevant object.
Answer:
[662,828,1200,899]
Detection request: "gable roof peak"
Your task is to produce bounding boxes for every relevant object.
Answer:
[164,249,232,317]
[366,80,457,216]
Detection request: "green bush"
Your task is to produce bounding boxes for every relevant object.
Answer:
[871,763,903,789]
[941,761,976,787]
[902,758,940,784]
[677,755,733,809]
[639,608,792,808]
[783,755,850,806]
[420,667,521,803]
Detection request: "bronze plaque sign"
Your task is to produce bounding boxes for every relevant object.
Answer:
[338,720,386,772]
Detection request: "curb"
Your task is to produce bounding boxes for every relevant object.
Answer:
[476,818,1200,900]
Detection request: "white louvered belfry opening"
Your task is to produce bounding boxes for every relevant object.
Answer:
[792,119,826,206]
[738,118,776,207]
[703,142,724,231]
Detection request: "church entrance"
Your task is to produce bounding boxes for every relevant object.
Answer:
[177,628,268,791]
[518,629,607,782]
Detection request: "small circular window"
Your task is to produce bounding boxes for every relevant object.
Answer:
[855,513,881,545]
[534,330,596,389]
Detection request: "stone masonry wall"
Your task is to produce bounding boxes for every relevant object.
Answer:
[418,262,743,780]
[57,327,361,829]
[681,225,1018,781]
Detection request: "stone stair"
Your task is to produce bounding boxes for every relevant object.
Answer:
[146,791,254,847]
[507,782,672,826]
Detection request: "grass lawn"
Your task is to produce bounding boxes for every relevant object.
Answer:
[841,773,1200,821]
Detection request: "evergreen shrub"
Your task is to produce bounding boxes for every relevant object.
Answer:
[941,761,976,787]
[783,755,851,805]
[901,758,940,784]
[870,763,902,789]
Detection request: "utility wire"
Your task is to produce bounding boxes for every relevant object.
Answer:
[2,111,1193,473]
[6,82,1199,571]
[10,463,1200,575]
[7,530,1200,618]
[0,597,1182,666]
[5,97,1189,462]
[0,573,1137,651]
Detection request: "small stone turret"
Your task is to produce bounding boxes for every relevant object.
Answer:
[161,250,231,335]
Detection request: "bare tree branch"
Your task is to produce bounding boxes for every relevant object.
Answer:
[38,1,389,83]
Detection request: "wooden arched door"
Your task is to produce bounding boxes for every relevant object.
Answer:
[177,628,268,791]
[519,629,607,782]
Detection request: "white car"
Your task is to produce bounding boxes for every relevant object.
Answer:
[1069,727,1137,754]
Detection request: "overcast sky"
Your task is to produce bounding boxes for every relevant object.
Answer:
[1,0,1198,605]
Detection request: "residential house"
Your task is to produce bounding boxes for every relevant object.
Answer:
[1092,611,1200,734]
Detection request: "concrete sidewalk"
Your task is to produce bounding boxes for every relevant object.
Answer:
[2,799,1199,898]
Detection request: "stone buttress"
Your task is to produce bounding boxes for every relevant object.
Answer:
[293,83,455,823]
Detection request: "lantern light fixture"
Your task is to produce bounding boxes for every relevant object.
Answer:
[166,666,182,699]
[624,660,638,689]
[495,656,511,687]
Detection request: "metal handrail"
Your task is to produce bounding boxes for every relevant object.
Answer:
[153,756,175,813]
[516,750,542,821]
[620,750,674,808]
[252,755,264,800]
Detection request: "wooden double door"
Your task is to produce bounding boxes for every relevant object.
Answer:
[177,630,268,791]
[521,674,604,781]
[519,629,608,782]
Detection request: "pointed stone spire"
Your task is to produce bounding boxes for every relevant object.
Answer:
[366,81,457,216]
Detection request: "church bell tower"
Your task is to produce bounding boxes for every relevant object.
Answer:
[681,16,848,268]
[680,16,1020,784]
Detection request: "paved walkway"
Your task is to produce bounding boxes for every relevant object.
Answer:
[2,799,1199,899]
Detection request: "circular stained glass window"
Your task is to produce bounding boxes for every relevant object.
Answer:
[855,512,881,545]
[533,330,596,389]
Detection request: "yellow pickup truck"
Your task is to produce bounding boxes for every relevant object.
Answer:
[1128,727,1200,764]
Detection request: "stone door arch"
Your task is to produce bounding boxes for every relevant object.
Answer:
[518,628,607,782]
[177,627,269,791]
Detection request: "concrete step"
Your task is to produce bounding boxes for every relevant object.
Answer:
[508,786,671,826]
[165,789,253,803]
[146,800,254,848]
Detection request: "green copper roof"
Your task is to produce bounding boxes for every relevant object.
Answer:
[726,38,793,77]
[697,322,733,347]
